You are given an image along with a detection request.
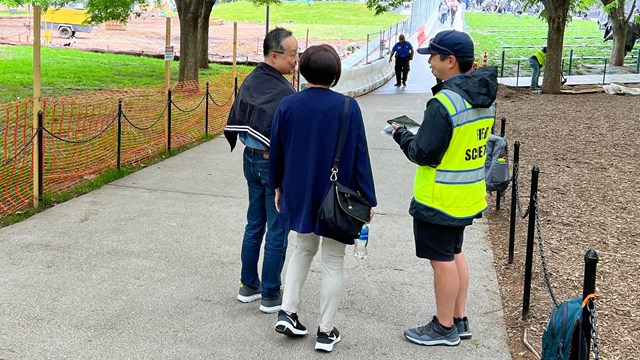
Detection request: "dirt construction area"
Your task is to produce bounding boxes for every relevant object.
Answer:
[2,14,639,359]
[0,16,352,63]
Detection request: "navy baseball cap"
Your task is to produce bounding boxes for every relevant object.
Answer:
[417,30,474,58]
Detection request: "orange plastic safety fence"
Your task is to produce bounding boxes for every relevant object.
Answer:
[1,69,241,219]
[0,99,35,217]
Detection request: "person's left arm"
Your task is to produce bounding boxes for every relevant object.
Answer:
[269,105,286,211]
[409,42,414,60]
[350,99,378,208]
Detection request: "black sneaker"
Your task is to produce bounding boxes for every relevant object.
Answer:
[237,282,261,303]
[259,293,282,314]
[394,83,401,87]
[315,327,341,352]
[454,316,472,339]
[402,81,407,86]
[404,316,460,346]
[275,310,308,337]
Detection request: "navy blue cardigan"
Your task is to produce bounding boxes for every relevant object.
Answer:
[269,88,377,243]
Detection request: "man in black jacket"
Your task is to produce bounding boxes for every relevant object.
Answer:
[224,27,298,314]
[391,30,498,346]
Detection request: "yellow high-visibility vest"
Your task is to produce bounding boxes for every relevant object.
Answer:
[534,49,546,67]
[413,89,495,218]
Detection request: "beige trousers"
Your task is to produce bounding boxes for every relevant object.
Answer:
[281,232,346,333]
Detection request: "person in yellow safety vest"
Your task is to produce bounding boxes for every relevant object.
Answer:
[528,46,547,90]
[390,29,497,346]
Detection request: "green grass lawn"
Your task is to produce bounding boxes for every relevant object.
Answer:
[465,12,638,75]
[211,1,405,40]
[0,45,247,104]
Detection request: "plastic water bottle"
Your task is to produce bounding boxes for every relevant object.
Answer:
[354,225,368,259]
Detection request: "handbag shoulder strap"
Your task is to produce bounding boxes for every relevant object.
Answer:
[330,97,351,181]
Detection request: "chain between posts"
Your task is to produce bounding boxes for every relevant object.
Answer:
[513,161,529,218]
[533,194,559,307]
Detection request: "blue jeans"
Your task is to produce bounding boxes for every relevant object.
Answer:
[240,147,289,300]
[529,58,541,88]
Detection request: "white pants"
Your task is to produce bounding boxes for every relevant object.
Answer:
[281,232,346,333]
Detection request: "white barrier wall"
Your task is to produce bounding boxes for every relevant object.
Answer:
[332,58,395,97]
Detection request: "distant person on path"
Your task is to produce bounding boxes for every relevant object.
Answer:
[439,1,449,24]
[528,46,546,90]
[390,30,497,346]
[449,0,459,26]
[269,44,377,353]
[389,34,414,87]
[224,27,298,314]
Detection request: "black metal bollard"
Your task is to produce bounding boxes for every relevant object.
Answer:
[37,110,44,204]
[516,60,520,87]
[508,140,520,264]
[205,82,210,137]
[167,89,172,152]
[568,49,574,75]
[602,59,607,84]
[500,50,505,77]
[117,99,122,171]
[522,165,539,320]
[582,249,599,352]
[234,76,238,98]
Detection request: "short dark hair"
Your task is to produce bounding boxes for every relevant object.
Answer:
[299,44,342,87]
[438,54,475,73]
[263,27,293,56]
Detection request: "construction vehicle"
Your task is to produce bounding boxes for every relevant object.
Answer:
[42,7,92,39]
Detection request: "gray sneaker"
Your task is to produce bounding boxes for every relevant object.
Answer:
[404,316,460,346]
[454,316,472,339]
[237,283,261,303]
[259,293,282,314]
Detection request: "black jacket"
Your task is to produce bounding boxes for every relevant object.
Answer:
[393,66,498,226]
[224,63,295,151]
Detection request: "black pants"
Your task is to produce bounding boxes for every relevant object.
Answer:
[395,57,410,85]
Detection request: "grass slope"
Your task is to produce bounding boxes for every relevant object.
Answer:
[211,1,405,39]
[0,45,243,103]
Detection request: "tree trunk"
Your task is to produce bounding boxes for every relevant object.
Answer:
[609,5,629,65]
[198,0,215,70]
[176,0,203,81]
[541,0,570,93]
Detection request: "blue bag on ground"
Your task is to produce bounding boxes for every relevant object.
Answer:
[541,296,588,360]
[484,134,510,192]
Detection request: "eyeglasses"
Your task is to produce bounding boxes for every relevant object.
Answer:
[429,39,454,56]
[272,49,299,58]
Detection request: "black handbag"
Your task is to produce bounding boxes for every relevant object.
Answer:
[318,97,372,242]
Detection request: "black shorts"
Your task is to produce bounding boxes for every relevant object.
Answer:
[413,219,465,261]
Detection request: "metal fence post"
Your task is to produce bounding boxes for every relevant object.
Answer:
[234,76,238,98]
[568,49,574,75]
[205,82,209,137]
[117,99,122,171]
[167,89,172,152]
[637,48,640,74]
[522,165,539,320]
[379,30,383,60]
[602,59,607,84]
[508,140,520,264]
[366,33,370,64]
[500,50,505,77]
[37,110,44,204]
[516,61,520,87]
[582,248,599,352]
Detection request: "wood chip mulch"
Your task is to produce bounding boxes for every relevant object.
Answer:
[487,84,640,359]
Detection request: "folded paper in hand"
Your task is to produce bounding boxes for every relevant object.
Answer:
[381,115,420,136]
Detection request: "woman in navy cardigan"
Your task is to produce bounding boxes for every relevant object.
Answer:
[269,44,377,352]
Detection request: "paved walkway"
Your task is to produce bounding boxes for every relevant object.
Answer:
[7,8,640,359]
